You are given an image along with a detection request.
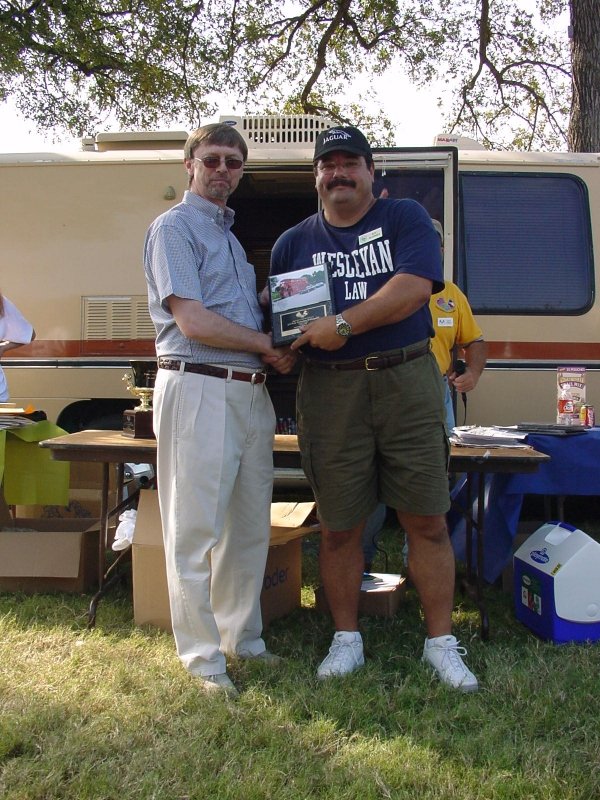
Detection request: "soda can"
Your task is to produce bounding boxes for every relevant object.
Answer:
[579,404,595,427]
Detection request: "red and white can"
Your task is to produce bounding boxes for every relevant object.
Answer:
[579,404,595,427]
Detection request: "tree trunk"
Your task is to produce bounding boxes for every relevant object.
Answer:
[568,0,600,152]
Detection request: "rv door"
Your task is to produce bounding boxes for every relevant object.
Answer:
[371,146,458,282]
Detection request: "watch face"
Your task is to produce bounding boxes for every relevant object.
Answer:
[336,316,352,337]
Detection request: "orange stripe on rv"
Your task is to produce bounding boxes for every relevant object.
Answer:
[487,342,600,360]
[5,340,600,362]
[2,340,156,358]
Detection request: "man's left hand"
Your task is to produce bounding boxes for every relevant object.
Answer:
[290,317,347,352]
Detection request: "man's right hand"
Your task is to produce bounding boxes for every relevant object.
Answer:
[262,343,297,374]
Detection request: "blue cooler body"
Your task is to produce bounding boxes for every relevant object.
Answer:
[513,521,600,643]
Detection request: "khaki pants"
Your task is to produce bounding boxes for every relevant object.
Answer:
[153,366,276,676]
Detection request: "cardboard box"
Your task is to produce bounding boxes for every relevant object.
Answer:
[315,573,407,618]
[131,491,318,633]
[69,461,115,491]
[260,537,303,628]
[131,490,171,631]
[0,517,100,593]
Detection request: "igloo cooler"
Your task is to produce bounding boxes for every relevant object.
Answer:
[513,521,600,643]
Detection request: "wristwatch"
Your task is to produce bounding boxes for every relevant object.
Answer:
[335,313,352,338]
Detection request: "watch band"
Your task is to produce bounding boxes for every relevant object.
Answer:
[335,313,352,338]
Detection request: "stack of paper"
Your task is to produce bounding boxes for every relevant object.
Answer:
[0,416,35,429]
[0,404,34,429]
[361,573,404,592]
[451,425,529,448]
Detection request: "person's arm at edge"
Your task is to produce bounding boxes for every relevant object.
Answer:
[0,329,36,355]
[449,339,487,393]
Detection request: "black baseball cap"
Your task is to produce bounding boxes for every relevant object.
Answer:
[313,126,372,163]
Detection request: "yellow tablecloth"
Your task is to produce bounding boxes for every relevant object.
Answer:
[0,421,70,506]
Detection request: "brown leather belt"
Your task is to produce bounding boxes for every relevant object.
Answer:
[157,358,266,384]
[305,341,430,371]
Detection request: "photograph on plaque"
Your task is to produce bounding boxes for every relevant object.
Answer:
[269,264,333,346]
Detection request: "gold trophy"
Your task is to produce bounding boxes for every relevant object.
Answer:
[122,360,157,439]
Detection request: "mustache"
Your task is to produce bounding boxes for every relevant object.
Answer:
[326,177,356,190]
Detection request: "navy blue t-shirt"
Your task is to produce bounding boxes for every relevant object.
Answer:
[270,198,443,361]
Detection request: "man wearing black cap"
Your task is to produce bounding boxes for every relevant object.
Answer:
[269,125,478,692]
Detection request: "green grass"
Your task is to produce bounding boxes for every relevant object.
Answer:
[1,520,600,800]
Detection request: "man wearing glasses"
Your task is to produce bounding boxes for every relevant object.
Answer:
[144,123,294,696]
[270,125,478,692]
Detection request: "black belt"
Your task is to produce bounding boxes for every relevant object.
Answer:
[305,341,430,371]
[157,358,266,384]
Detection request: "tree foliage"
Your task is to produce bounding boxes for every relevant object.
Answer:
[0,0,220,134]
[0,1,598,151]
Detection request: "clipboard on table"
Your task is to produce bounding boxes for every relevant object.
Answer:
[515,422,588,436]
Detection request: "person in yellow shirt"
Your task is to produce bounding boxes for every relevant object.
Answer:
[429,223,486,427]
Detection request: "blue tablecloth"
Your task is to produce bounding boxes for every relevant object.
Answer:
[506,428,600,496]
[449,427,600,583]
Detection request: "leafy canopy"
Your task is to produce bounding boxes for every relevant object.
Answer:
[0,1,574,149]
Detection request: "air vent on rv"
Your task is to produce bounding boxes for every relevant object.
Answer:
[82,296,155,340]
[219,114,333,147]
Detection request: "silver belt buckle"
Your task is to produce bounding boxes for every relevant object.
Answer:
[365,356,380,371]
[250,371,263,384]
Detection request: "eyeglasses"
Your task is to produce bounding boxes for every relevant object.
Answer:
[316,157,363,174]
[193,155,244,170]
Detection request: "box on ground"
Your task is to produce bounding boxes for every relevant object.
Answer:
[69,461,116,491]
[0,516,100,593]
[131,490,319,633]
[131,491,170,631]
[514,521,600,643]
[315,572,407,618]
[261,501,319,627]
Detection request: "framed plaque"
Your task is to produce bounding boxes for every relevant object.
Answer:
[269,264,333,346]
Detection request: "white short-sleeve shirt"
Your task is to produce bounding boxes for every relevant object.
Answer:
[0,296,34,401]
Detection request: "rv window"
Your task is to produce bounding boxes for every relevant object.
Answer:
[458,172,594,315]
[373,171,444,222]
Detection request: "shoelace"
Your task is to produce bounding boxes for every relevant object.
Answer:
[327,640,360,667]
[439,641,469,672]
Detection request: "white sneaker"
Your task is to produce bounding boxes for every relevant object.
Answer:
[200,673,239,698]
[317,631,365,679]
[422,635,478,692]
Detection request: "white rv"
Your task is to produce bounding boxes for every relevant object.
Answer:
[1,115,598,429]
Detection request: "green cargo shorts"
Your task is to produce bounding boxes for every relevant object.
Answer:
[296,346,450,530]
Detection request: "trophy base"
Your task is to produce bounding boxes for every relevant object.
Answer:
[122,409,155,439]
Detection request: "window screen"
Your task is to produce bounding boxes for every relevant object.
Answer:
[458,172,594,314]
